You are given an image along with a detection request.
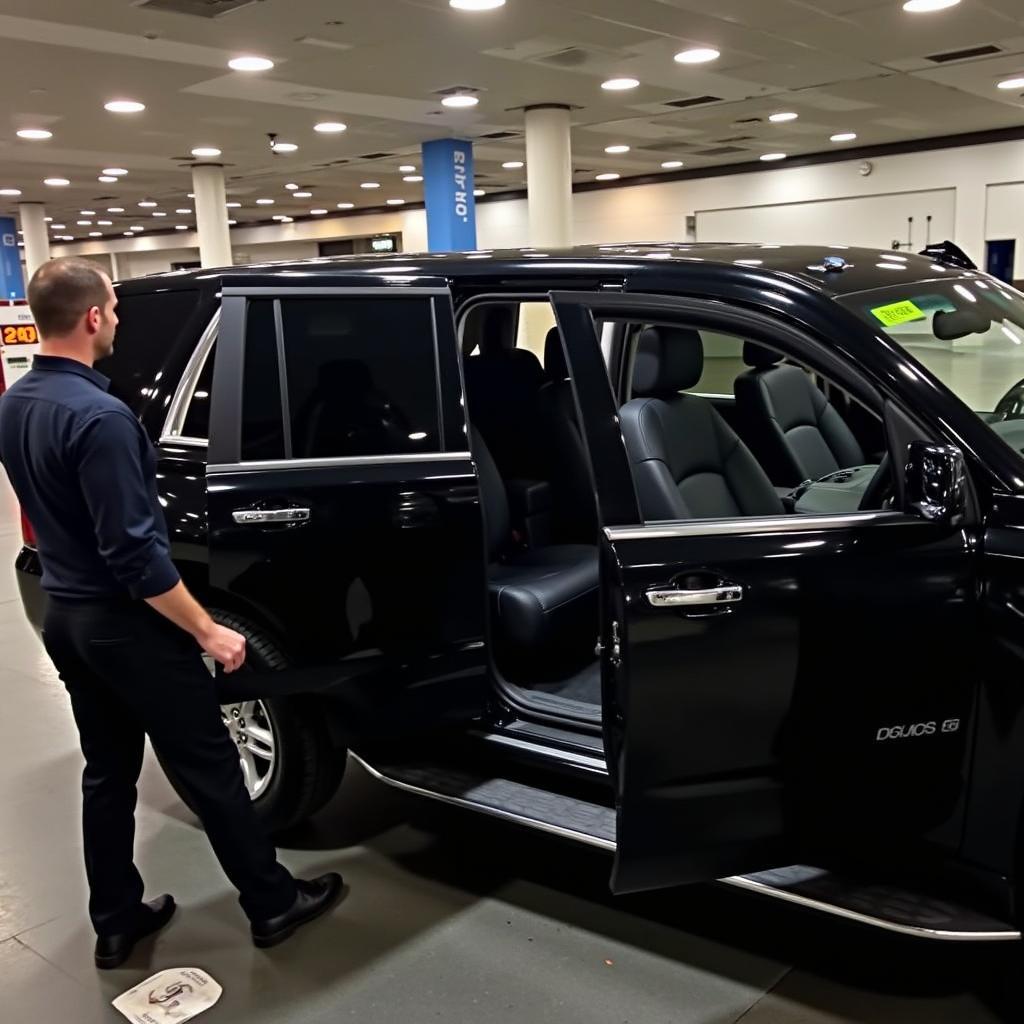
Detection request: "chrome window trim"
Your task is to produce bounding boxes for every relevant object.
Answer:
[160,309,219,446]
[221,286,449,298]
[605,510,908,541]
[162,436,208,450]
[207,451,472,474]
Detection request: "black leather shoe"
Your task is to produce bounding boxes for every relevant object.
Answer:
[251,873,344,949]
[94,894,176,970]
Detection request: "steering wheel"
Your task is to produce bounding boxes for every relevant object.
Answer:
[858,453,893,511]
[993,378,1024,422]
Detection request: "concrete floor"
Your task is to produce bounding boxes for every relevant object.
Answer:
[0,480,1021,1024]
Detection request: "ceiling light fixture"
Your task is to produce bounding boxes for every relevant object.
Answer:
[272,141,298,153]
[769,111,798,123]
[661,160,684,169]
[474,189,486,197]
[105,100,145,113]
[403,175,423,183]
[386,198,405,205]
[903,0,960,10]
[17,128,52,140]
[77,220,93,226]
[256,198,275,205]
[361,182,381,189]
[760,152,787,161]
[191,146,222,158]
[674,47,720,64]
[450,0,506,9]
[98,175,119,183]
[103,168,128,177]
[285,183,299,190]
[50,223,65,229]
[129,225,144,231]
[595,172,620,181]
[176,208,192,214]
[272,214,288,221]
[601,77,640,91]
[605,144,631,154]
[228,55,274,71]
[175,225,189,230]
[399,164,416,173]
[138,200,157,208]
[89,231,102,237]
[80,210,96,215]
[97,220,112,226]
[337,202,354,210]
[225,201,241,208]
[997,76,1024,90]
[228,219,238,225]
[502,160,524,169]
[107,207,125,213]
[830,132,858,143]
[0,188,22,196]
[314,121,347,133]
[43,177,70,186]
[293,191,312,198]
[152,211,167,217]
[442,93,479,108]
[310,208,329,214]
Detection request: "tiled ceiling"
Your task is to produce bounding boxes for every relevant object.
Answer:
[0,0,1021,242]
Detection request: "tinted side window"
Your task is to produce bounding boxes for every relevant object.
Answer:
[281,298,440,459]
[180,343,215,439]
[686,332,744,396]
[97,290,201,412]
[241,300,285,461]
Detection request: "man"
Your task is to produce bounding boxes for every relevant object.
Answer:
[0,258,342,969]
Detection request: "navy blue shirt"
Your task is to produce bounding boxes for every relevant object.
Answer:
[0,355,180,600]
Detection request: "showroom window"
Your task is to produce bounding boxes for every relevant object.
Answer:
[279,297,441,460]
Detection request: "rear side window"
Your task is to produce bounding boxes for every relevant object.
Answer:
[241,300,286,461]
[686,332,744,396]
[280,298,440,459]
[179,343,215,439]
[97,290,201,412]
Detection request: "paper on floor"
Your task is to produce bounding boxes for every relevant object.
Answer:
[112,968,222,1023]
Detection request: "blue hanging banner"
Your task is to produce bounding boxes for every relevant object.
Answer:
[421,138,477,252]
[0,218,25,300]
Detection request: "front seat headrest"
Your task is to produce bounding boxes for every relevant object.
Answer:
[544,326,569,381]
[744,341,783,368]
[478,305,517,357]
[632,326,704,397]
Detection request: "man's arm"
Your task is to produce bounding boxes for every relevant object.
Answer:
[74,410,246,672]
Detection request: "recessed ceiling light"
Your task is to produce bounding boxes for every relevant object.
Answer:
[44,177,70,186]
[442,93,479,108]
[273,141,298,153]
[152,211,167,217]
[176,208,192,214]
[256,198,275,205]
[661,160,684,169]
[595,172,620,181]
[107,207,125,213]
[674,47,720,64]
[502,160,524,169]
[399,164,417,173]
[191,146,222,158]
[403,175,424,183]
[337,202,354,210]
[227,219,238,225]
[285,183,299,190]
[386,198,405,205]
[474,189,486,197]
[361,182,381,189]
[175,225,189,230]
[997,76,1024,90]
[830,132,858,142]
[0,188,22,196]
[44,217,52,222]
[105,100,145,113]
[760,152,787,161]
[293,191,313,198]
[769,112,798,123]
[98,176,118,183]
[450,0,505,9]
[903,0,959,10]
[123,231,134,237]
[80,210,96,215]
[187,193,195,198]
[272,214,288,221]
[76,220,92,226]
[314,121,347,133]
[89,231,102,237]
[602,77,640,91]
[17,128,52,140]
[129,225,144,231]
[50,223,65,229]
[103,168,128,176]
[228,55,274,72]
[605,145,631,154]
[310,208,328,214]
[225,201,241,208]
[97,220,112,226]
[138,201,157,208]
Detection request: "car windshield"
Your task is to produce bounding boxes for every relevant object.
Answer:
[838,275,1024,457]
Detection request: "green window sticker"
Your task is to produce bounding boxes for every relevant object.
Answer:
[871,300,926,327]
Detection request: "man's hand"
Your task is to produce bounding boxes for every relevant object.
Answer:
[199,623,247,674]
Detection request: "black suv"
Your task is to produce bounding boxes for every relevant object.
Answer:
[16,243,1024,944]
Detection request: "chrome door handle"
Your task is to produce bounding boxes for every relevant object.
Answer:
[647,585,743,608]
[232,507,311,525]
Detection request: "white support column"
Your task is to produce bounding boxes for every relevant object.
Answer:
[108,250,120,282]
[18,202,50,280]
[191,163,233,269]
[524,104,573,249]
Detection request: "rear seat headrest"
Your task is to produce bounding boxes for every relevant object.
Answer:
[743,341,783,368]
[477,305,517,357]
[544,326,569,381]
[632,326,704,397]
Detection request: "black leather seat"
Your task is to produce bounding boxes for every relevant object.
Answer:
[620,327,784,520]
[734,342,866,487]
[536,327,598,542]
[474,430,598,665]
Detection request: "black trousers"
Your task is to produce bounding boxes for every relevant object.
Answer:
[42,597,297,936]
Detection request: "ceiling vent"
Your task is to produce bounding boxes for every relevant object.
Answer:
[716,135,755,143]
[358,152,395,161]
[695,145,748,156]
[635,142,697,152]
[535,47,593,68]
[479,130,521,140]
[132,0,260,17]
[664,95,723,109]
[733,116,764,125]
[926,43,1001,63]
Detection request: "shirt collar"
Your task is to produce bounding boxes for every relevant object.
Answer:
[32,355,111,392]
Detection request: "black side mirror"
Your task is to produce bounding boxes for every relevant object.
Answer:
[904,442,967,525]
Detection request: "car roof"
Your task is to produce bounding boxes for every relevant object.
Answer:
[114,242,967,299]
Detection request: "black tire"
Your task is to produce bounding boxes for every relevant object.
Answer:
[157,609,346,835]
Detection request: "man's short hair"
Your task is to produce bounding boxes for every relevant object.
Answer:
[27,258,110,339]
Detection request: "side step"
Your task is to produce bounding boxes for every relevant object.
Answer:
[353,755,1020,942]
